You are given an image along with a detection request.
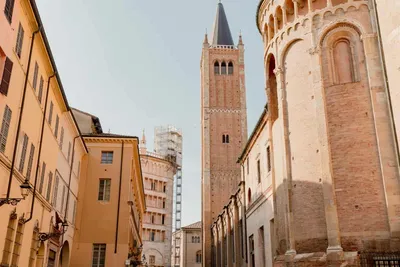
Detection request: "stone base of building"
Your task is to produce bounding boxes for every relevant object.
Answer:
[274,251,359,267]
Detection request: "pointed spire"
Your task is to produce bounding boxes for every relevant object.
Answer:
[204,33,209,45]
[140,129,147,154]
[211,1,234,47]
[238,32,243,46]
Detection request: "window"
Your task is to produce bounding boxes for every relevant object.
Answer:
[54,115,59,137]
[221,61,227,74]
[0,105,12,153]
[48,101,53,125]
[46,172,53,201]
[149,255,155,264]
[61,185,66,213]
[10,219,24,266]
[248,188,251,203]
[267,146,271,172]
[226,135,229,143]
[162,215,165,225]
[0,57,13,96]
[150,231,155,241]
[15,23,24,58]
[98,179,111,201]
[151,181,155,190]
[163,185,166,193]
[101,151,113,164]
[32,62,39,90]
[28,228,38,267]
[67,142,71,162]
[333,39,355,84]
[249,235,255,267]
[60,127,64,149]
[246,157,249,174]
[38,162,46,194]
[92,244,106,267]
[26,144,35,180]
[257,159,261,183]
[4,0,15,23]
[196,251,202,263]
[163,199,165,209]
[72,200,77,224]
[1,213,16,265]
[53,174,60,207]
[18,134,28,172]
[151,215,155,224]
[192,236,200,243]
[228,62,233,74]
[47,250,56,267]
[259,226,265,267]
[38,76,43,103]
[214,61,220,75]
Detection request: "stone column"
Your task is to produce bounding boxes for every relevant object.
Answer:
[282,6,287,25]
[308,46,343,260]
[274,16,278,35]
[327,0,332,7]
[232,197,241,266]
[362,33,400,242]
[293,0,299,19]
[308,0,312,12]
[274,67,296,259]
[226,207,233,267]
[219,217,225,267]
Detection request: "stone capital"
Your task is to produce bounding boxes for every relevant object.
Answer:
[273,67,284,76]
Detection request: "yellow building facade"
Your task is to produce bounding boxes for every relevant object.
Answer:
[0,0,87,266]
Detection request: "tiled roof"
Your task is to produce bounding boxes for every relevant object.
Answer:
[183,221,201,229]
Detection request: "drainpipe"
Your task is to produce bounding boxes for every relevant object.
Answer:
[115,141,124,253]
[64,135,79,220]
[6,27,41,200]
[24,73,56,224]
[371,0,400,165]
[242,165,248,264]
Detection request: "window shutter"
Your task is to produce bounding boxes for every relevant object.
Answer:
[18,134,29,172]
[48,102,53,125]
[72,200,77,224]
[60,186,66,213]
[67,142,71,162]
[32,62,38,90]
[38,162,46,194]
[60,127,64,149]
[0,106,12,153]
[16,24,24,58]
[38,76,43,103]
[53,174,59,207]
[54,115,59,138]
[4,0,15,23]
[26,144,35,180]
[0,57,13,96]
[46,172,53,201]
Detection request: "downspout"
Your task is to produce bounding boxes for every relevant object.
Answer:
[24,73,56,224]
[371,0,400,165]
[6,27,41,200]
[242,165,248,264]
[64,135,79,220]
[115,141,124,253]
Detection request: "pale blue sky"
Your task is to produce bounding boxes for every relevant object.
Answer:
[36,0,266,226]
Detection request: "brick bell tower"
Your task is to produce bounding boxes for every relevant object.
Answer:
[201,2,247,266]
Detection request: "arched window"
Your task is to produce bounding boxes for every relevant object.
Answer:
[222,135,230,144]
[214,61,220,75]
[196,251,202,263]
[151,215,155,224]
[333,39,355,84]
[228,62,233,75]
[248,188,252,203]
[1,212,17,265]
[221,62,227,75]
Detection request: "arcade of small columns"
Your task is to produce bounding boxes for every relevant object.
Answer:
[211,182,246,267]
[259,0,366,44]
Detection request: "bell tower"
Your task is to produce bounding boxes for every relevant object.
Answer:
[201,2,247,265]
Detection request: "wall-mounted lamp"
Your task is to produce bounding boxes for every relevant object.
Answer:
[0,180,31,207]
[38,220,68,241]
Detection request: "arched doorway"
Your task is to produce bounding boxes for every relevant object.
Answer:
[35,242,45,267]
[58,241,70,267]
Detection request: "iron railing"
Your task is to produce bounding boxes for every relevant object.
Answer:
[360,252,400,267]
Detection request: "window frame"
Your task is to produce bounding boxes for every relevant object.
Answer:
[4,0,15,24]
[98,178,111,202]
[15,23,24,58]
[101,151,114,164]
[92,243,106,267]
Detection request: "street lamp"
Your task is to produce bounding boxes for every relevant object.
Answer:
[0,180,31,207]
[38,219,69,241]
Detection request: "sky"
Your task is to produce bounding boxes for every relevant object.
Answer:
[35,0,266,226]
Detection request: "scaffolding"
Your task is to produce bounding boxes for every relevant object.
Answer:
[154,125,183,233]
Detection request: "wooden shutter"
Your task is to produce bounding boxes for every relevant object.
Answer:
[0,57,13,96]
[0,106,12,153]
[16,24,24,58]
[18,134,29,172]
[46,172,53,201]
[52,174,59,207]
[38,76,43,103]
[48,102,53,125]
[26,144,35,180]
[60,127,64,149]
[38,162,46,194]
[32,62,38,90]
[4,0,15,23]
[54,115,59,137]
